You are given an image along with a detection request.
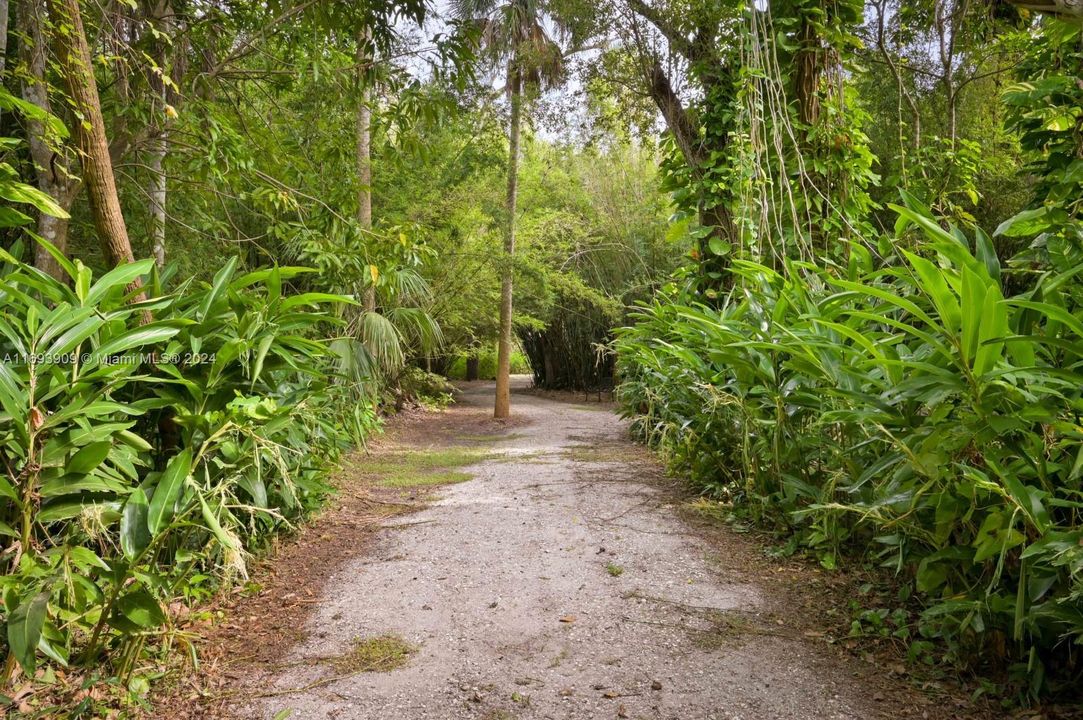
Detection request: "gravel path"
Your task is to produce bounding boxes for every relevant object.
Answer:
[251,379,877,720]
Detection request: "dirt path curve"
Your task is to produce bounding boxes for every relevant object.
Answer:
[247,379,882,720]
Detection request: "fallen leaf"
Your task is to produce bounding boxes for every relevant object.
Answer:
[559,615,576,624]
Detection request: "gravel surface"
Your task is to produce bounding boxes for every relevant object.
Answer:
[249,379,877,720]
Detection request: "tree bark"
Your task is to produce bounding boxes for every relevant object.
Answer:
[357,28,375,313]
[148,3,171,268]
[148,137,166,267]
[494,65,521,419]
[794,15,822,127]
[18,0,79,280]
[0,0,10,77]
[46,0,138,269]
[628,6,737,286]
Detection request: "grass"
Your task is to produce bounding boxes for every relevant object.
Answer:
[330,634,416,673]
[379,470,473,488]
[362,447,492,488]
[605,563,624,577]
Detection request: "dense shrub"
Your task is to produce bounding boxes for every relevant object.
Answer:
[615,204,1083,695]
[444,346,530,380]
[0,244,370,685]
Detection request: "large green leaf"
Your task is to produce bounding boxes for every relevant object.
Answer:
[0,177,70,219]
[65,441,112,475]
[120,488,152,559]
[114,587,166,628]
[148,450,192,534]
[199,256,239,319]
[83,259,155,306]
[92,324,182,361]
[7,588,49,675]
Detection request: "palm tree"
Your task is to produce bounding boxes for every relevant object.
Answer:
[451,0,565,418]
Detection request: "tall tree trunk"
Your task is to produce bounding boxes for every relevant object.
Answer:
[46,0,138,269]
[494,65,521,419]
[357,29,375,313]
[0,0,10,77]
[18,0,79,280]
[794,15,822,128]
[148,3,171,268]
[148,137,166,267]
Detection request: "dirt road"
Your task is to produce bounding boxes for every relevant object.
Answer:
[210,378,910,720]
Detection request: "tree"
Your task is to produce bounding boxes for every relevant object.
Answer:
[17,0,79,280]
[357,28,376,312]
[45,0,137,269]
[452,0,565,418]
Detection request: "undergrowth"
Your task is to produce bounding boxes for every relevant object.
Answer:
[616,199,1083,701]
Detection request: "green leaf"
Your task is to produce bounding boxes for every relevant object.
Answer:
[994,208,1052,238]
[0,87,68,137]
[120,488,152,559]
[148,449,192,534]
[31,237,76,282]
[707,236,731,256]
[65,441,111,475]
[0,474,17,502]
[44,315,105,359]
[92,323,181,360]
[68,546,111,571]
[114,587,166,628]
[199,256,239,319]
[0,178,70,218]
[1010,300,1083,340]
[279,292,354,311]
[250,334,274,385]
[903,251,960,333]
[7,588,49,676]
[39,474,130,497]
[84,259,155,306]
[973,228,1000,283]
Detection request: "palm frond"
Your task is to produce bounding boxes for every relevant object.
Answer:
[385,306,445,355]
[450,0,501,21]
[380,267,434,304]
[360,310,406,373]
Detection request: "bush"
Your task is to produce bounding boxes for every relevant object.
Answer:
[615,203,1083,695]
[397,366,457,406]
[0,245,370,685]
[445,345,531,380]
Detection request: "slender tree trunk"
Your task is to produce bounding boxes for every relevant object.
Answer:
[46,0,138,269]
[873,0,921,181]
[0,0,10,77]
[357,29,375,313]
[148,4,171,268]
[794,15,822,128]
[148,138,166,267]
[19,0,79,280]
[934,0,959,149]
[494,65,521,419]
